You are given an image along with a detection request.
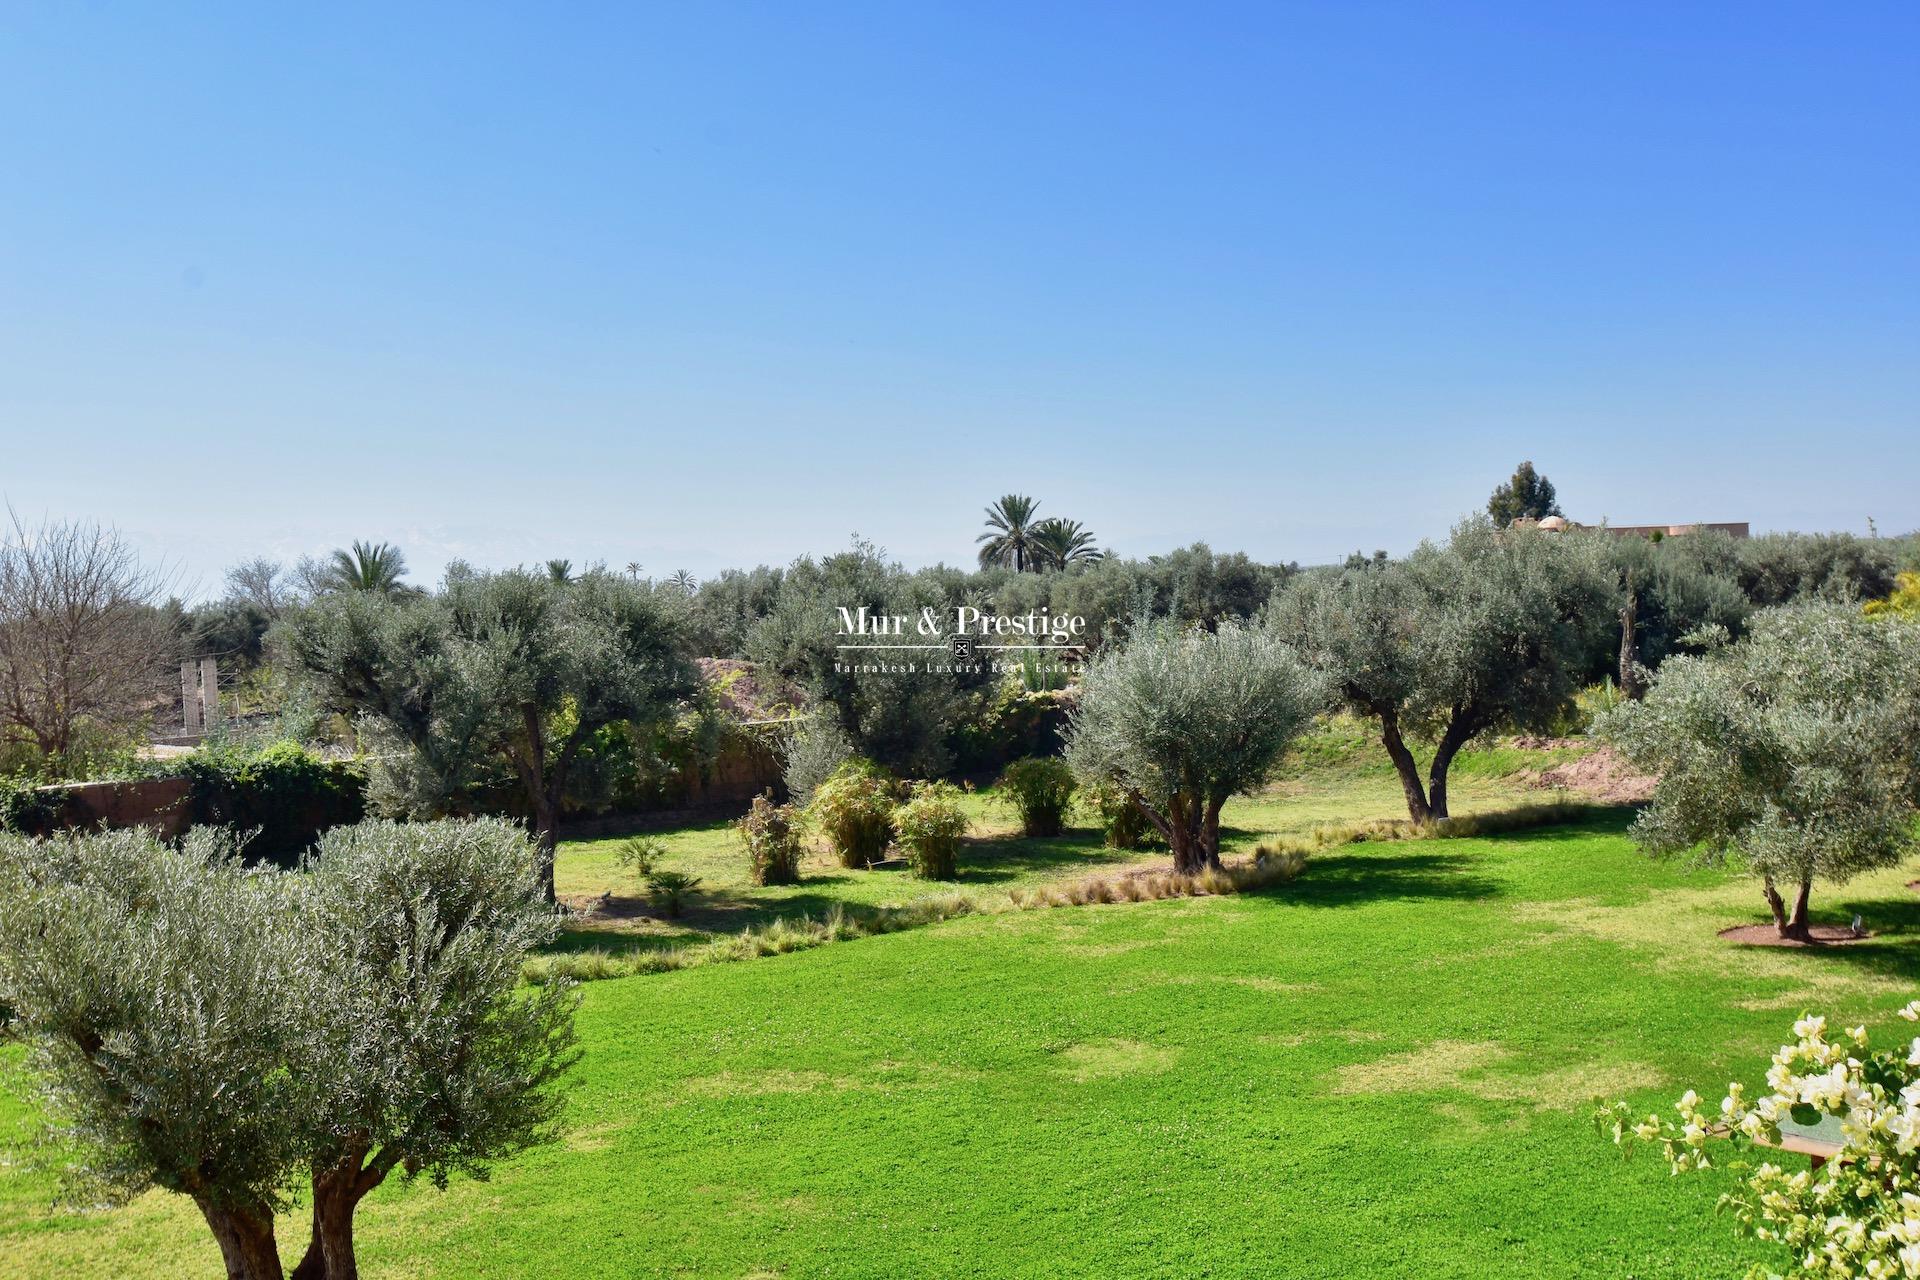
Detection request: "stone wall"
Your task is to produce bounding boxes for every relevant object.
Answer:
[40,776,194,839]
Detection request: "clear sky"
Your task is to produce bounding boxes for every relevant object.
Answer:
[2,3,1915,597]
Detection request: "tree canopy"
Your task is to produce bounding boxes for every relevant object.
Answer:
[0,818,575,1280]
[1597,606,1920,939]
[1271,518,1615,821]
[1486,460,1563,528]
[976,495,1043,572]
[280,566,699,897]
[1064,620,1326,873]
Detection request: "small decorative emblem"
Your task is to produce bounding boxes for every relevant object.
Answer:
[948,633,977,662]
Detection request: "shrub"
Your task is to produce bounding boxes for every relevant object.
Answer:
[615,835,667,881]
[807,758,897,868]
[997,756,1076,837]
[170,739,367,867]
[1080,780,1152,849]
[644,868,702,917]
[1600,1005,1920,1279]
[892,781,969,880]
[780,719,853,805]
[0,772,76,836]
[737,790,804,886]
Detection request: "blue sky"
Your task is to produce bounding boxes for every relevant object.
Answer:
[2,3,1914,596]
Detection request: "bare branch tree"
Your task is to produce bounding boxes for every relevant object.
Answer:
[0,509,175,762]
[225,557,296,617]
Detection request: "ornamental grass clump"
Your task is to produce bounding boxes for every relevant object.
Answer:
[1599,1004,1920,1279]
[807,758,898,868]
[1009,844,1304,910]
[736,789,805,886]
[892,781,969,880]
[997,756,1076,837]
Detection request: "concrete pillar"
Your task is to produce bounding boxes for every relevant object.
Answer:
[181,661,202,732]
[198,657,220,725]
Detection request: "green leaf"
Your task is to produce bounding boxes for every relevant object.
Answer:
[1789,1102,1822,1127]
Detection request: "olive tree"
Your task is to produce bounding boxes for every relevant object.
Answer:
[281,566,699,899]
[1271,519,1615,822]
[1063,620,1326,873]
[1597,606,1920,940]
[290,818,578,1280]
[1265,562,1428,819]
[0,818,579,1280]
[746,539,984,777]
[0,828,308,1280]
[1604,533,1749,698]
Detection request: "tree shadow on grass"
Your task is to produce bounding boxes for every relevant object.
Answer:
[547,884,926,956]
[954,828,1154,885]
[1278,850,1503,908]
[1779,894,1920,986]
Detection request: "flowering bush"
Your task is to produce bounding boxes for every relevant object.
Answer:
[1599,1005,1920,1278]
[892,782,969,880]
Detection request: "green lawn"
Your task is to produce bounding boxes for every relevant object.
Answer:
[548,723,1576,959]
[7,801,1919,1277]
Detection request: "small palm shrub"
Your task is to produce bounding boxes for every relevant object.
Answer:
[737,789,804,886]
[807,758,897,868]
[997,756,1076,837]
[644,868,702,917]
[616,835,667,882]
[892,782,969,880]
[1080,779,1151,849]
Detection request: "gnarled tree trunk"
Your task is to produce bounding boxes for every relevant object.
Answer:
[195,1198,285,1280]
[1379,710,1432,824]
[290,1146,400,1280]
[1133,790,1224,875]
[1764,876,1815,942]
[1425,714,1477,822]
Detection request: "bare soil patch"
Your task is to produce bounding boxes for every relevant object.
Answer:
[1718,923,1872,948]
[1524,746,1657,805]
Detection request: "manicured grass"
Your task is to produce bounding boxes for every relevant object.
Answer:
[7,805,1918,1277]
[549,723,1563,958]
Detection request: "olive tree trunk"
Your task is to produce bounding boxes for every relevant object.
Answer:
[1378,710,1433,824]
[1131,791,1225,875]
[289,1146,402,1280]
[1618,584,1647,700]
[195,1198,285,1280]
[1764,876,1816,942]
[1425,715,1478,822]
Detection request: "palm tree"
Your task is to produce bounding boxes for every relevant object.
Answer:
[1030,518,1101,570]
[323,540,409,593]
[667,569,697,594]
[546,559,574,585]
[625,561,644,579]
[976,495,1043,572]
